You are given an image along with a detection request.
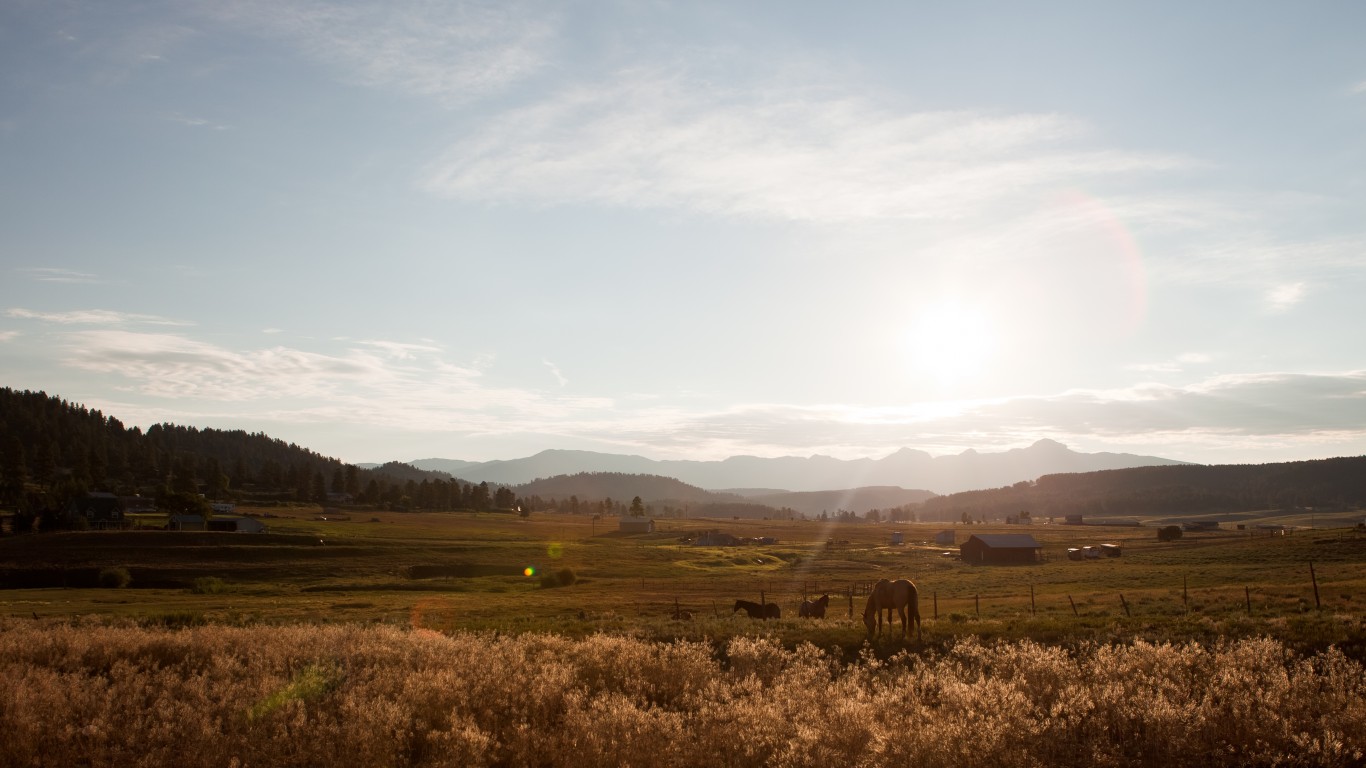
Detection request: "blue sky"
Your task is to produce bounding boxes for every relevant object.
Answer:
[2,1,1365,467]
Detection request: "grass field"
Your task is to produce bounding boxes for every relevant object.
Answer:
[3,508,1364,657]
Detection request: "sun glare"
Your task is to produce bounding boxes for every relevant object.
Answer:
[905,301,996,385]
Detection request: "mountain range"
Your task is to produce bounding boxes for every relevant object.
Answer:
[402,440,1189,494]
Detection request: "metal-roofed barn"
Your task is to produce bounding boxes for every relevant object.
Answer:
[960,533,1043,565]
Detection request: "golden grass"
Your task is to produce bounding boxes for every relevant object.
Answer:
[1,619,1362,767]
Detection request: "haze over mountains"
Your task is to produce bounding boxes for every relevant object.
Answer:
[405,440,1189,495]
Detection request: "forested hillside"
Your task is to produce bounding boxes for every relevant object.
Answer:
[0,388,492,519]
[0,388,795,524]
[920,456,1366,522]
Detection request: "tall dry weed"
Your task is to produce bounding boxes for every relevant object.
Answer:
[0,619,1362,767]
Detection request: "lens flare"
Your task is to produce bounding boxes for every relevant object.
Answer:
[547,542,563,559]
[523,566,536,577]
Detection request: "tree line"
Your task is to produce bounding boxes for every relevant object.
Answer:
[0,388,796,529]
[919,456,1366,522]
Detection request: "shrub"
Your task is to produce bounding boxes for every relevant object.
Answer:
[1158,525,1184,542]
[191,577,226,595]
[97,566,131,589]
[540,568,577,589]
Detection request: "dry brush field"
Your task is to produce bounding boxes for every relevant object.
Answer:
[3,620,1364,767]
[3,510,1366,766]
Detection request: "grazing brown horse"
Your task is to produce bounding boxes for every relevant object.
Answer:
[733,599,781,619]
[862,578,922,640]
[799,594,830,618]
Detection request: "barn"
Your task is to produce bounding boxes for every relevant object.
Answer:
[960,533,1042,565]
[934,530,956,546]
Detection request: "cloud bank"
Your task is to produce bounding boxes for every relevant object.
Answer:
[46,328,1366,463]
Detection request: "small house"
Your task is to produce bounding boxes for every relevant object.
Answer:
[1100,543,1122,557]
[934,530,956,546]
[618,517,656,534]
[959,534,1042,565]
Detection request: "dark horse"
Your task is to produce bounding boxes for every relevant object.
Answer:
[799,593,830,618]
[733,599,781,619]
[862,578,922,640]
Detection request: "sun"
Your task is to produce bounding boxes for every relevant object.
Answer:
[905,301,996,385]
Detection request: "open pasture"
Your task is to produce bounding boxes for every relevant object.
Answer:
[2,508,1364,655]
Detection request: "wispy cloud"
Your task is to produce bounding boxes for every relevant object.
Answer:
[543,359,568,387]
[1266,282,1307,312]
[18,268,100,284]
[211,0,554,102]
[166,112,231,130]
[356,339,443,359]
[55,330,608,424]
[1126,352,1212,374]
[6,308,192,326]
[0,331,18,343]
[424,71,1186,223]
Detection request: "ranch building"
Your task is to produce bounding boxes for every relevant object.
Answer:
[166,514,206,531]
[206,516,267,533]
[960,533,1042,565]
[618,517,656,534]
[934,530,956,546]
[64,492,124,530]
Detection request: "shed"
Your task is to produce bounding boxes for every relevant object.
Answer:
[167,514,206,531]
[618,517,656,534]
[934,530,956,546]
[207,516,267,533]
[890,531,904,545]
[960,533,1042,565]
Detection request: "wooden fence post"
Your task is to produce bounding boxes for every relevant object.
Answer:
[1068,594,1078,617]
[1245,586,1252,615]
[1310,562,1321,610]
[933,591,938,620]
[1030,584,1036,616]
[1183,574,1188,613]
[975,594,980,617]
[1119,593,1130,617]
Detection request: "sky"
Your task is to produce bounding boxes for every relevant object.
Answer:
[2,1,1365,468]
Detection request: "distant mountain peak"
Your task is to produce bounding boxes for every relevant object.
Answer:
[408,442,1188,494]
